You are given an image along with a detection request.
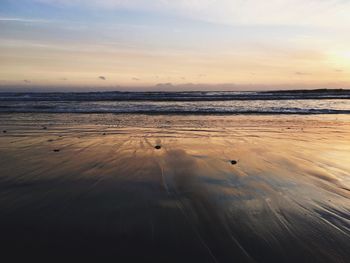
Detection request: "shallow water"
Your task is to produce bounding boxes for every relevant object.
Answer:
[0,114,349,262]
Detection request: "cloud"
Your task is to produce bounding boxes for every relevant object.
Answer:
[295,72,311,76]
[0,17,52,24]
[155,83,174,89]
[99,76,106,80]
[34,0,350,27]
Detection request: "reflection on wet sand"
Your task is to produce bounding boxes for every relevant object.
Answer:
[0,114,349,262]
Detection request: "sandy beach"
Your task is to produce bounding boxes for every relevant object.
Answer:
[0,113,349,262]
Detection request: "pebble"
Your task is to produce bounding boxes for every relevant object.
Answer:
[155,145,161,150]
[231,160,238,165]
[53,149,60,152]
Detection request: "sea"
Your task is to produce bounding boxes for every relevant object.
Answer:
[0,90,350,114]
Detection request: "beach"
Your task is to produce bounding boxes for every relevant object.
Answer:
[2,0,350,261]
[0,113,349,262]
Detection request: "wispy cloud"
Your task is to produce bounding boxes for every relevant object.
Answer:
[0,17,52,23]
[295,72,311,76]
[34,0,350,27]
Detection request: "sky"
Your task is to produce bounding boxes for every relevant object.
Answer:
[0,0,350,91]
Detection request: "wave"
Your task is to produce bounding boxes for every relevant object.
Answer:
[1,91,349,114]
[0,90,350,102]
[0,106,349,114]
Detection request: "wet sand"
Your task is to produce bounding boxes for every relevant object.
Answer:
[0,114,349,262]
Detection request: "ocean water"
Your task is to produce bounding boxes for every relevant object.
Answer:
[0,90,350,114]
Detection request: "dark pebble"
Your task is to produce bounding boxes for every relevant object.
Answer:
[155,145,161,150]
[53,149,60,152]
[230,160,238,165]
[102,133,106,135]
[43,126,47,130]
[48,139,54,142]
[3,130,6,133]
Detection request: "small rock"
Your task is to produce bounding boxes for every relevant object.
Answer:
[43,126,47,130]
[102,133,106,135]
[155,145,161,150]
[230,160,238,165]
[48,139,54,142]
[3,130,6,133]
[53,149,60,152]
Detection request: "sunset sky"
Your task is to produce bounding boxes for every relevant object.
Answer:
[1,0,350,90]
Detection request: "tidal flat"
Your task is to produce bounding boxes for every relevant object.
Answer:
[0,114,349,262]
